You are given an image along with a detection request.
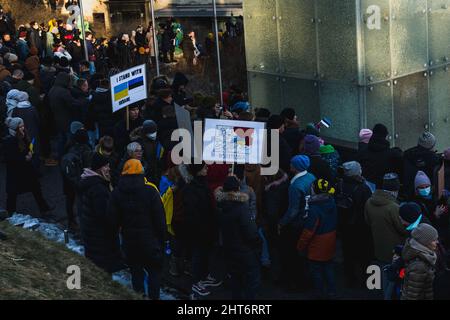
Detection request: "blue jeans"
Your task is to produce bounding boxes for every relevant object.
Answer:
[230,257,261,300]
[258,227,271,267]
[309,260,337,298]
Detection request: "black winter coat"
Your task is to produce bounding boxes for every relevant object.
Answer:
[183,176,217,246]
[88,88,117,138]
[78,175,123,273]
[3,135,40,194]
[337,176,374,262]
[108,174,166,266]
[216,188,261,272]
[358,135,403,188]
[48,72,78,133]
[282,127,304,154]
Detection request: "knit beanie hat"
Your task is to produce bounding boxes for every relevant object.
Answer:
[121,159,144,175]
[411,223,439,247]
[383,173,400,191]
[399,202,422,224]
[142,120,157,135]
[306,123,320,137]
[313,179,335,195]
[91,153,109,171]
[418,131,436,150]
[414,171,431,189]
[223,176,240,192]
[304,134,321,155]
[4,53,18,63]
[5,117,23,136]
[291,155,310,172]
[372,123,388,138]
[70,121,84,135]
[359,129,373,144]
[342,161,362,177]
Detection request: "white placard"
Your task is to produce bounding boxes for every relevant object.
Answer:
[203,119,266,164]
[110,64,147,112]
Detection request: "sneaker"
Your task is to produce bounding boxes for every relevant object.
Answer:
[192,282,211,296]
[199,274,223,288]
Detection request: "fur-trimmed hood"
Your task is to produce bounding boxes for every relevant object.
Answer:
[215,187,250,203]
[129,126,143,142]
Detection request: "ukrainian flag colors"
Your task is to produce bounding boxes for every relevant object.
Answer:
[114,82,129,101]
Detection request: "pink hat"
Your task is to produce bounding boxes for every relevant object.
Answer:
[359,129,373,144]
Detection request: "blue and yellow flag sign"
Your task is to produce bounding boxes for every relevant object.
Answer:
[110,64,147,112]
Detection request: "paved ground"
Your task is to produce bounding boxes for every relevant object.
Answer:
[0,161,382,300]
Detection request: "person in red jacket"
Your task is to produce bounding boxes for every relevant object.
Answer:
[297,179,338,299]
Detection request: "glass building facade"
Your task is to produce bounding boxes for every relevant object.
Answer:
[244,0,450,150]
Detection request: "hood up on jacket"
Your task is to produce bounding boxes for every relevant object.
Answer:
[368,189,397,207]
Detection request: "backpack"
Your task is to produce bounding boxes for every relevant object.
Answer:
[60,145,87,187]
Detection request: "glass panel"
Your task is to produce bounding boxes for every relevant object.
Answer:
[317,0,358,81]
[281,77,320,127]
[393,72,429,149]
[248,72,282,113]
[391,0,428,77]
[429,67,450,151]
[365,82,394,137]
[243,0,279,73]
[278,0,317,78]
[362,0,392,83]
[319,81,360,142]
[428,0,450,65]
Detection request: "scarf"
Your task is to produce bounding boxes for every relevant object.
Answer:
[410,238,437,266]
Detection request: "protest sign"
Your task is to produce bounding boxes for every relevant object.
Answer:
[110,64,147,113]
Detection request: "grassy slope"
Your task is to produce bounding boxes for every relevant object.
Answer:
[0,221,140,300]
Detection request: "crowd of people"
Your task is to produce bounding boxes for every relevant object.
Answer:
[1,8,450,301]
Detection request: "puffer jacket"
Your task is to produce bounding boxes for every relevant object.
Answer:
[108,174,166,266]
[78,171,123,273]
[401,238,436,300]
[297,193,337,262]
[216,188,261,271]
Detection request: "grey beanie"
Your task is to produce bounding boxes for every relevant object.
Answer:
[70,121,84,135]
[142,120,157,135]
[412,223,438,246]
[5,117,24,136]
[342,161,362,177]
[418,131,436,150]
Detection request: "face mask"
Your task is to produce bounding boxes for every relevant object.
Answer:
[418,187,431,197]
[147,132,157,140]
